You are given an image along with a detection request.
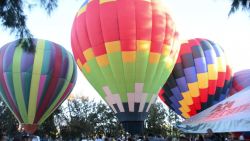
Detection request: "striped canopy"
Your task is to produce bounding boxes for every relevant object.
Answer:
[0,39,77,133]
[159,38,232,119]
[71,0,180,134]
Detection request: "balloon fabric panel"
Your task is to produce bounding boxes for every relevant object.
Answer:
[71,0,179,123]
[159,38,232,118]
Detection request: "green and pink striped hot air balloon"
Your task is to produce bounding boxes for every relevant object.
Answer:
[0,39,77,133]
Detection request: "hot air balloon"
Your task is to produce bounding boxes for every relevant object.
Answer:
[71,0,180,134]
[229,69,250,140]
[229,69,250,95]
[0,39,77,134]
[159,38,232,119]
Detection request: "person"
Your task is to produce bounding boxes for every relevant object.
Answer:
[204,128,221,141]
[95,134,103,141]
[0,133,8,141]
[239,133,245,140]
[197,134,204,141]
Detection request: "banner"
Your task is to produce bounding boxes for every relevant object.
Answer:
[177,87,250,133]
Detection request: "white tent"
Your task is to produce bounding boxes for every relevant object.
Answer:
[177,87,250,133]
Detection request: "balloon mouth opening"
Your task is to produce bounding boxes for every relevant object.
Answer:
[121,121,144,135]
[22,124,38,134]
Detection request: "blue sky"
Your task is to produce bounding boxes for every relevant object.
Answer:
[0,0,250,99]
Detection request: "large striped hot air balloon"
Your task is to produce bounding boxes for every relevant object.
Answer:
[0,39,77,134]
[71,0,180,134]
[229,69,250,140]
[159,38,232,119]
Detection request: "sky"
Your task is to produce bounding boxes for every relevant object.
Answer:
[1,0,250,100]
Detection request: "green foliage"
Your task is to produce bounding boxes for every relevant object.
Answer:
[145,101,183,137]
[0,0,58,51]
[0,98,19,136]
[229,0,250,15]
[59,98,124,139]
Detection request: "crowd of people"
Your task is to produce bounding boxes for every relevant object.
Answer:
[0,129,248,141]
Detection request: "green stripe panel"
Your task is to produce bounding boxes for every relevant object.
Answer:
[123,63,135,93]
[135,51,149,83]
[107,53,127,102]
[85,59,107,98]
[38,51,74,124]
[28,40,45,123]
[143,63,158,99]
[12,45,28,123]
[99,66,119,95]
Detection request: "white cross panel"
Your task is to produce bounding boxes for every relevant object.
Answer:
[103,86,125,113]
[127,83,147,112]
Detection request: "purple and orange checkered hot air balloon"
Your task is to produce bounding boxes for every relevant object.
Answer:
[71,0,180,134]
[0,39,77,134]
[159,38,232,119]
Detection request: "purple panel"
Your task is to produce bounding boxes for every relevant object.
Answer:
[171,87,183,101]
[184,67,197,83]
[3,44,16,72]
[194,57,207,73]
[176,77,188,92]
[171,103,182,115]
[21,51,34,72]
[204,50,216,64]
[210,43,223,57]
[170,96,181,108]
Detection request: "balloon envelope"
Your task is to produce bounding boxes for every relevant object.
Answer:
[229,69,250,139]
[159,38,232,118]
[0,39,77,133]
[229,69,250,95]
[71,0,180,134]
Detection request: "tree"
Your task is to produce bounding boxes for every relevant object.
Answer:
[145,102,169,137]
[229,0,250,15]
[0,0,58,50]
[35,108,62,139]
[0,98,19,137]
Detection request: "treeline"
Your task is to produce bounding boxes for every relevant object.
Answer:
[0,96,183,140]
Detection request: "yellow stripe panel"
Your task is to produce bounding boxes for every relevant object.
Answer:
[188,82,199,97]
[99,0,115,4]
[197,73,208,88]
[162,44,171,56]
[122,51,136,63]
[182,91,193,105]
[77,59,83,70]
[179,100,191,112]
[83,48,95,61]
[96,55,109,67]
[105,41,121,53]
[83,63,91,73]
[137,40,150,52]
[182,112,190,119]
[77,6,87,16]
[208,64,218,80]
[217,57,226,72]
[164,57,174,69]
[149,53,161,64]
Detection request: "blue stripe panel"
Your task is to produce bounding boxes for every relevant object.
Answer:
[176,77,188,92]
[184,67,197,83]
[171,87,184,101]
[171,104,182,115]
[204,50,216,64]
[194,57,207,73]
[169,96,181,108]
[210,43,222,57]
